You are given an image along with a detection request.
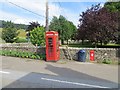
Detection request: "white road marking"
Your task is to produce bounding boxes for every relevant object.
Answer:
[0,71,10,74]
[75,62,93,64]
[41,77,110,88]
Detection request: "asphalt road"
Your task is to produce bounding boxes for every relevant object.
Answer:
[0,56,119,88]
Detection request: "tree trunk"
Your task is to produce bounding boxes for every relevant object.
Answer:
[61,39,64,45]
[95,42,97,48]
[82,39,84,45]
[95,41,98,48]
[67,40,68,45]
[100,40,102,46]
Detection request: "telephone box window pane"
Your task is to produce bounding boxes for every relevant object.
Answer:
[48,38,52,45]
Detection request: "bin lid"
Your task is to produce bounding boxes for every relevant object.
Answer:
[79,50,85,53]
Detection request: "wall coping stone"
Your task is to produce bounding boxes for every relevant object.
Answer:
[59,47,118,50]
[0,45,119,50]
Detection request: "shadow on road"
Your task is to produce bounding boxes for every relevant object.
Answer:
[2,64,119,89]
[45,64,118,87]
[45,64,115,82]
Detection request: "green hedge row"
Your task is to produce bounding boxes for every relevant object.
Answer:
[0,50,46,60]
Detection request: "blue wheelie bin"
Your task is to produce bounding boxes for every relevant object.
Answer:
[78,50,86,62]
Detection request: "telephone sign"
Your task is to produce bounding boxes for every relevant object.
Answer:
[46,31,60,61]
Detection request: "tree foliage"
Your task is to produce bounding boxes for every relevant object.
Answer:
[30,26,45,46]
[2,21,19,43]
[104,1,120,12]
[104,1,120,44]
[2,21,15,29]
[77,4,118,45]
[49,15,77,44]
[1,20,27,29]
[26,21,40,32]
[26,21,40,39]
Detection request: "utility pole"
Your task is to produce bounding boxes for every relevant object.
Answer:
[46,0,49,31]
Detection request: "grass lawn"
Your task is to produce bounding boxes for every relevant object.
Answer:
[0,37,5,43]
[67,44,95,48]
[0,28,3,30]
[17,29,26,38]
[106,43,120,46]
[97,43,120,48]
[17,29,27,43]
[0,28,4,43]
[65,43,120,48]
[0,28,2,35]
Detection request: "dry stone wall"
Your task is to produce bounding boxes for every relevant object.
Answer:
[60,47,119,62]
[1,44,119,62]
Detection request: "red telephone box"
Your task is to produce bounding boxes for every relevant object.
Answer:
[46,31,60,61]
[90,50,94,61]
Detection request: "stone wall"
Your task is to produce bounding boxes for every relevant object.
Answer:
[1,45,119,62]
[60,47,119,63]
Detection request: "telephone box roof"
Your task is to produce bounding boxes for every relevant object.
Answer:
[46,31,58,34]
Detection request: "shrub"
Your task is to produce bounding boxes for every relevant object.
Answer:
[2,21,19,43]
[0,50,45,60]
[30,26,45,46]
[15,37,27,43]
[102,59,112,64]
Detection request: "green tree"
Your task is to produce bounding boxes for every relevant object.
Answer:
[69,21,77,40]
[30,26,45,46]
[49,15,76,44]
[65,21,77,44]
[104,2,120,12]
[59,15,68,44]
[49,16,60,32]
[2,21,15,28]
[2,21,19,43]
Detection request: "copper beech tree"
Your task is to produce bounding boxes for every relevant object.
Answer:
[77,4,118,46]
[26,21,40,40]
